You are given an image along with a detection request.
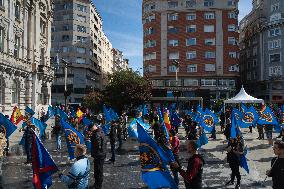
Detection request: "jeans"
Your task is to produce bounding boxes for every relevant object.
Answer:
[56,135,61,150]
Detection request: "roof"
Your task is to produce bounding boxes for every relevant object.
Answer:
[224,86,264,104]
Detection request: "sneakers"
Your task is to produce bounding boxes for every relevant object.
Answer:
[225,180,234,186]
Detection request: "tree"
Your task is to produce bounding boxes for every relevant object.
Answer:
[103,69,152,113]
[82,91,103,113]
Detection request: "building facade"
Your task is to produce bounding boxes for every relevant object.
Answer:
[239,0,284,103]
[101,33,113,88]
[142,0,240,101]
[0,0,53,115]
[112,48,129,72]
[51,0,113,104]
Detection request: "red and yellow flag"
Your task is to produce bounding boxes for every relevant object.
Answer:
[164,112,171,131]
[10,106,23,125]
[76,109,84,122]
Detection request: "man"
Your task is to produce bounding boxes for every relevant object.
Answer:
[22,119,35,164]
[120,112,128,140]
[171,109,182,134]
[171,140,205,189]
[59,144,90,189]
[108,121,117,162]
[170,129,180,185]
[266,140,284,189]
[90,125,107,189]
[51,115,62,151]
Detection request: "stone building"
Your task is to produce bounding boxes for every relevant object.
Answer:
[142,0,240,101]
[112,48,129,72]
[239,0,284,103]
[0,0,53,115]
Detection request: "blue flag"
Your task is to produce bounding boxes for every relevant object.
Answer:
[60,119,85,160]
[82,116,93,127]
[32,132,58,189]
[103,105,112,123]
[142,104,148,116]
[30,117,48,137]
[0,113,17,138]
[128,119,151,138]
[25,106,35,116]
[55,107,68,120]
[280,105,284,128]
[109,108,119,121]
[240,147,249,174]
[200,108,218,132]
[45,105,55,121]
[257,106,278,125]
[197,132,208,148]
[230,110,238,138]
[137,122,177,189]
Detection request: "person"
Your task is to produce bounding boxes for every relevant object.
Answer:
[266,140,284,189]
[264,124,273,145]
[170,129,180,185]
[22,120,35,164]
[187,121,198,140]
[120,112,128,140]
[90,125,107,189]
[59,144,90,189]
[224,118,231,141]
[171,140,205,189]
[171,109,182,134]
[220,112,225,132]
[225,136,243,189]
[108,121,117,162]
[116,120,123,151]
[276,128,284,142]
[52,115,62,151]
[257,124,264,140]
[184,115,192,136]
[210,126,216,140]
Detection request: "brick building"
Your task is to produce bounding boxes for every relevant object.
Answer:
[142,0,240,101]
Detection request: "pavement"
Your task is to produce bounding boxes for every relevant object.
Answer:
[0,125,275,189]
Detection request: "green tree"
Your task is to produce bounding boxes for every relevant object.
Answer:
[103,69,152,113]
[82,91,103,113]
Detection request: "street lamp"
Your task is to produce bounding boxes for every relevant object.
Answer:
[172,60,181,107]
[61,58,70,111]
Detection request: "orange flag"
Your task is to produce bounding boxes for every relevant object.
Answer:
[10,106,23,125]
[76,109,84,122]
[164,112,171,131]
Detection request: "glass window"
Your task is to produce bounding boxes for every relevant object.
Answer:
[186,13,196,20]
[228,25,236,32]
[40,19,46,35]
[77,15,86,22]
[205,64,216,71]
[144,52,156,61]
[144,3,156,11]
[62,35,70,41]
[186,38,196,46]
[186,25,196,33]
[201,79,216,86]
[76,57,86,64]
[15,1,20,19]
[77,36,87,43]
[204,13,215,19]
[268,39,281,50]
[168,1,178,8]
[77,47,86,54]
[205,38,215,45]
[77,4,87,12]
[269,66,282,76]
[186,51,196,59]
[11,80,18,104]
[204,0,214,7]
[144,40,156,48]
[0,0,3,7]
[0,27,4,52]
[269,28,281,37]
[187,65,197,72]
[168,39,179,46]
[271,3,279,12]
[186,0,196,8]
[228,12,237,19]
[168,65,179,72]
[169,52,179,60]
[228,0,235,6]
[228,37,236,45]
[0,78,3,105]
[14,35,20,58]
[205,51,216,58]
[77,25,86,33]
[204,25,214,32]
[168,26,179,33]
[184,79,198,86]
[168,13,178,21]
[229,52,237,58]
[269,53,281,63]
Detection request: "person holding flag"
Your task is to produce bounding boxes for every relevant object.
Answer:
[22,118,36,164]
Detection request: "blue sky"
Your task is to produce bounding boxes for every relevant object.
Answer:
[93,0,252,72]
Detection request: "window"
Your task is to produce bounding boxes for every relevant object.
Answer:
[76,57,86,64]
[228,25,236,32]
[40,48,45,65]
[169,52,179,60]
[168,65,179,72]
[40,19,46,35]
[14,35,20,58]
[201,79,216,86]
[62,46,70,53]
[204,13,215,19]
[62,35,70,41]
[228,0,235,6]
[11,81,18,104]
[270,13,281,22]
[147,65,156,72]
[15,1,20,20]
[168,26,179,33]
[219,79,228,86]
[229,65,239,72]
[186,51,196,59]
[77,25,86,33]
[186,25,196,33]
[77,4,87,12]
[205,64,216,71]
[143,14,155,24]
[144,40,156,48]
[51,27,55,32]
[229,80,235,87]
[268,39,281,50]
[228,37,236,45]
[77,36,87,43]
[205,38,215,45]
[269,53,281,62]
[229,52,237,58]
[168,1,178,8]
[186,13,196,20]
[144,52,156,61]
[0,27,4,52]
[253,46,257,56]
[269,28,281,37]
[187,65,197,72]
[77,47,86,54]
[144,27,155,35]
[168,13,178,21]
[186,0,196,7]
[184,79,198,86]
[205,51,215,58]
[152,80,164,87]
[269,66,282,76]
[204,0,214,7]
[144,3,156,11]
[168,39,179,46]
[204,25,214,32]
[253,59,257,67]
[271,3,280,12]
[0,0,3,7]
[186,38,196,46]
[228,12,237,19]
[77,15,86,22]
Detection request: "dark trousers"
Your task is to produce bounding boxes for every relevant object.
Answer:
[25,143,32,162]
[117,135,122,150]
[93,158,105,189]
[172,154,180,185]
[229,163,241,185]
[185,182,202,189]
[110,142,115,161]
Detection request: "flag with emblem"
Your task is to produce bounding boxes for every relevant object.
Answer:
[257,105,278,125]
[0,113,17,138]
[10,106,23,125]
[76,108,84,122]
[163,111,171,131]
[200,108,218,132]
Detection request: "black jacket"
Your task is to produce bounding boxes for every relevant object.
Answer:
[91,128,107,159]
[268,157,284,189]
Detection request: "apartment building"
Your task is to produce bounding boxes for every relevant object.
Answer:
[112,48,129,72]
[239,0,284,102]
[0,0,53,115]
[142,0,240,100]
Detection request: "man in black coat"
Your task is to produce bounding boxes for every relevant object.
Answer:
[90,125,107,189]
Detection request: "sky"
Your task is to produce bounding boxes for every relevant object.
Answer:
[93,0,252,72]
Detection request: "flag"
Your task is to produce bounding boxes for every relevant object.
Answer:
[137,122,177,189]
[25,106,35,116]
[30,117,48,137]
[197,132,208,148]
[230,110,238,138]
[32,132,58,189]
[109,108,119,121]
[47,106,54,120]
[10,106,23,125]
[76,109,84,122]
[280,105,284,128]
[170,111,181,127]
[232,108,244,127]
[61,119,85,159]
[240,147,249,174]
[0,113,17,138]
[55,107,68,120]
[193,105,204,123]
[128,119,151,138]
[102,123,111,135]
[163,112,171,131]
[241,106,259,128]
[200,108,218,132]
[257,105,278,125]
[103,105,112,123]
[142,104,148,116]
[82,116,93,127]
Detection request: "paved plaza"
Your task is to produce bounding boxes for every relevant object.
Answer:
[0,125,275,189]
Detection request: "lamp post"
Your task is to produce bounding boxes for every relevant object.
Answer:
[61,59,70,111]
[172,60,181,107]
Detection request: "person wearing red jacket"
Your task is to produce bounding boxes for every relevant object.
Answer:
[171,140,205,189]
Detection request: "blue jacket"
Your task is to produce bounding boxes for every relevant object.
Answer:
[60,156,90,189]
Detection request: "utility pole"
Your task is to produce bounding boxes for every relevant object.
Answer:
[62,59,69,112]
[173,60,180,107]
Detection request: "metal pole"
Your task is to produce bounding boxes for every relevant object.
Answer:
[64,61,68,111]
